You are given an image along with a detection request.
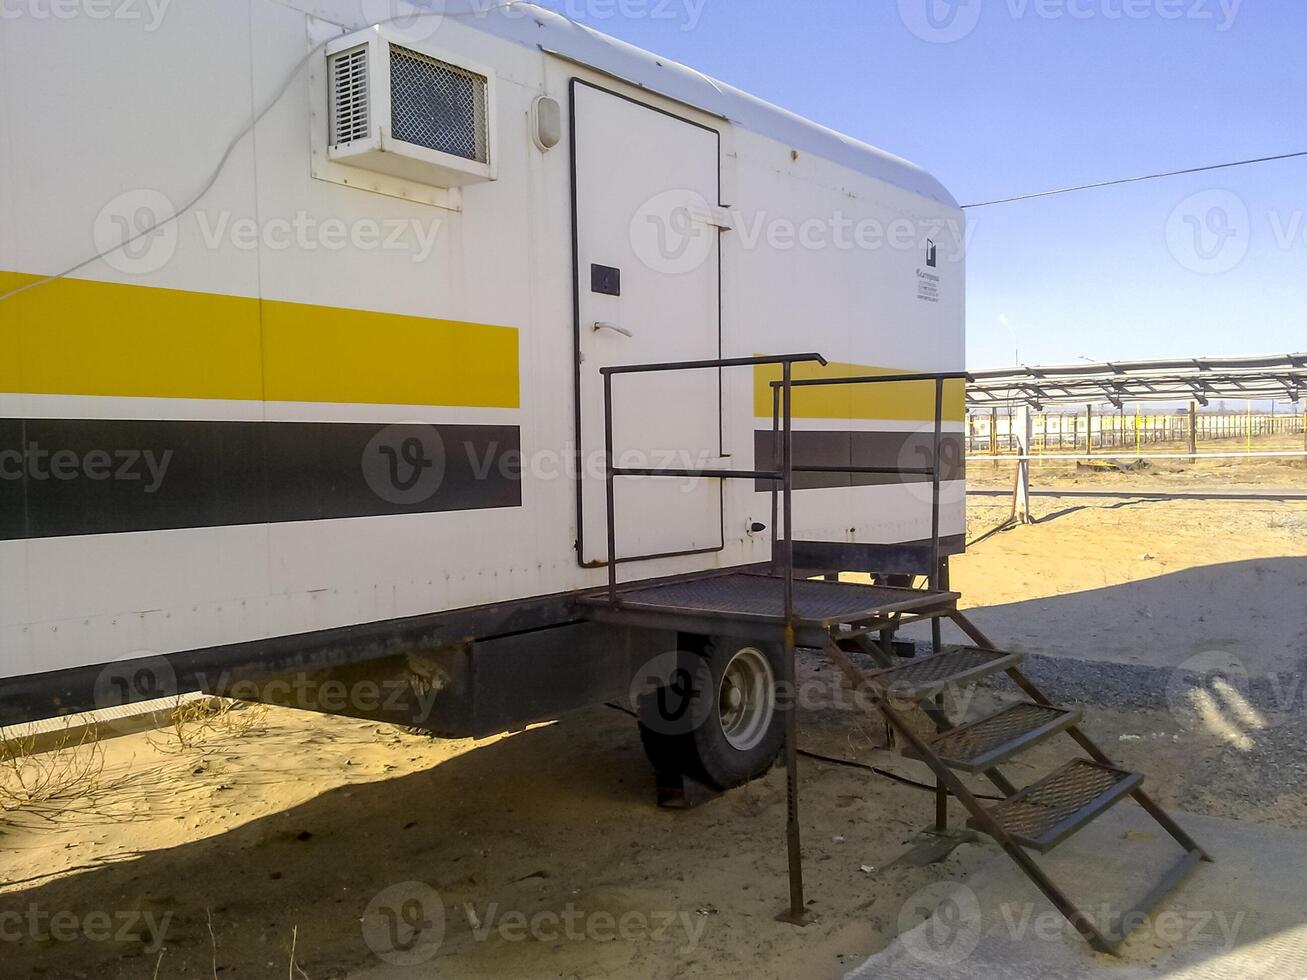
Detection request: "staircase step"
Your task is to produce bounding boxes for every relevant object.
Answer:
[907,702,1083,772]
[970,759,1143,853]
[867,646,1023,700]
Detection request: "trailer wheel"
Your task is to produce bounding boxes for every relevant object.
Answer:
[637,637,785,791]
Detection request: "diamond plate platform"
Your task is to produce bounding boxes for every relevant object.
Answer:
[578,572,956,631]
[971,758,1144,853]
[907,702,1083,773]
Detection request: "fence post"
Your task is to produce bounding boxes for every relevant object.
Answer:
[1014,404,1034,524]
[1086,404,1094,456]
[1189,402,1198,456]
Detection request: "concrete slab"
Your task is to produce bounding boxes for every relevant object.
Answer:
[847,807,1307,979]
[0,693,208,755]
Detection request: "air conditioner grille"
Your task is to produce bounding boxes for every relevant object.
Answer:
[329,45,371,146]
[390,45,488,164]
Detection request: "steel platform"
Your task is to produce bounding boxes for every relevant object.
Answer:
[577,571,957,645]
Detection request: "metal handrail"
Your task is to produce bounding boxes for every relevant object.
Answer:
[600,355,963,921]
[600,353,827,610]
[766,370,969,608]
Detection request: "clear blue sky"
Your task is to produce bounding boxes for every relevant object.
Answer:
[540,0,1306,371]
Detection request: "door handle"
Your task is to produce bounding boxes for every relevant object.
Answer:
[593,321,633,338]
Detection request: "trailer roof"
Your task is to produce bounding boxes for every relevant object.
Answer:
[966,353,1307,409]
[393,1,958,207]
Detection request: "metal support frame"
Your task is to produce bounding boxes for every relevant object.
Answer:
[599,355,968,925]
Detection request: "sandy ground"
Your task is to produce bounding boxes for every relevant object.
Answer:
[2,459,1305,979]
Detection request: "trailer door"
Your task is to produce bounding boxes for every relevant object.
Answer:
[572,81,724,568]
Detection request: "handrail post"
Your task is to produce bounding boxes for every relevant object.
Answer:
[604,371,618,605]
[930,377,944,654]
[779,357,806,923]
[771,381,781,574]
[782,359,795,614]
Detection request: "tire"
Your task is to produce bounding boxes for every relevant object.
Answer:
[637,635,786,791]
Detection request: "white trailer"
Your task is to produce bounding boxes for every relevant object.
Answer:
[0,1,966,782]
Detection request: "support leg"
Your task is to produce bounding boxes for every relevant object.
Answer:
[777,623,810,925]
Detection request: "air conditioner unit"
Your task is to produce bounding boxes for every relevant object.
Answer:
[325,27,497,188]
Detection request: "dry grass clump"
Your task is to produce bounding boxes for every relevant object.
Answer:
[0,727,105,818]
[150,697,269,752]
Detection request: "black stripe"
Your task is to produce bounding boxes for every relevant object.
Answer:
[0,419,521,541]
[754,430,966,491]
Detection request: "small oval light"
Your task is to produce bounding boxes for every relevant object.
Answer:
[532,95,562,151]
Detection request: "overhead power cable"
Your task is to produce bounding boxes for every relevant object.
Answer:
[962,149,1307,209]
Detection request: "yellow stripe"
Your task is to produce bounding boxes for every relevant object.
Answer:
[0,271,520,409]
[754,360,965,422]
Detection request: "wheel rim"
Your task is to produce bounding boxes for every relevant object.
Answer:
[717,647,776,752]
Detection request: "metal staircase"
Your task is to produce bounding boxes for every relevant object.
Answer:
[583,350,1209,955]
[824,623,1211,955]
